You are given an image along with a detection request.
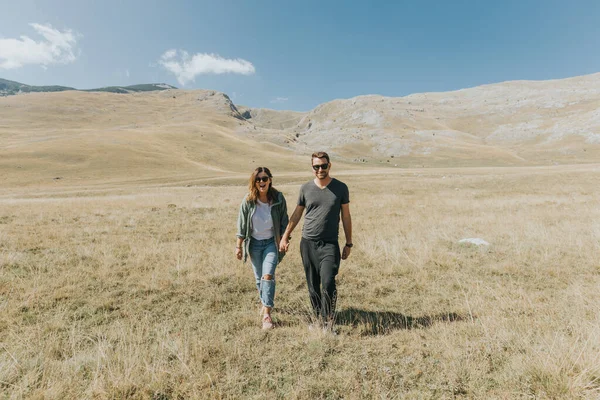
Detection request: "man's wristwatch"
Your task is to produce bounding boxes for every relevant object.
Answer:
[345,243,353,248]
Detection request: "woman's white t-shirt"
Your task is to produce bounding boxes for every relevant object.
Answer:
[251,200,274,240]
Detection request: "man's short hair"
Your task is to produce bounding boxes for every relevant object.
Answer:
[311,151,330,163]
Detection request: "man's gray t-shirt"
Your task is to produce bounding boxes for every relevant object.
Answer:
[298,178,350,242]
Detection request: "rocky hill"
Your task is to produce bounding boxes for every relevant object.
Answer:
[237,73,600,166]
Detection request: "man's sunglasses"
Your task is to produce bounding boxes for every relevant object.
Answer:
[255,176,270,183]
[312,163,329,171]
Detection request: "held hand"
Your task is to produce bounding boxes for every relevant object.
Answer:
[235,247,243,260]
[279,237,289,253]
[341,245,351,260]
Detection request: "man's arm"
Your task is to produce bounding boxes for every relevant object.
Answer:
[341,203,352,260]
[279,205,305,252]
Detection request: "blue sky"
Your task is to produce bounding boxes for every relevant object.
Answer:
[1,0,600,111]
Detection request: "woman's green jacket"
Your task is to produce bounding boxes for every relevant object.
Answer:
[236,191,289,263]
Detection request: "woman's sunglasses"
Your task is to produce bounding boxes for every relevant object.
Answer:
[312,163,329,171]
[255,176,270,183]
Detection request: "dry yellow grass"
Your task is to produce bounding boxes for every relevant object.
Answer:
[1,164,599,399]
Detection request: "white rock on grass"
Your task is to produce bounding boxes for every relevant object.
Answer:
[459,238,490,246]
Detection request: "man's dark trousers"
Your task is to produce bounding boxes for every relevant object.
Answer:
[300,238,341,320]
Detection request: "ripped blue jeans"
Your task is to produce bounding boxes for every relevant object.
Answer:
[248,237,278,308]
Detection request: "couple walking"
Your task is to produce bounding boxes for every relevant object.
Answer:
[236,151,353,330]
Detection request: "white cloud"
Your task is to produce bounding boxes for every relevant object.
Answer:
[125,69,130,78]
[0,23,80,69]
[270,97,289,104]
[162,49,177,59]
[158,49,255,85]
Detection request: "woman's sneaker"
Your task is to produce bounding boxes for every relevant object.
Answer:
[262,314,274,330]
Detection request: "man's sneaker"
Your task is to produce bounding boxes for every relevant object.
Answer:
[262,314,274,330]
[323,320,337,335]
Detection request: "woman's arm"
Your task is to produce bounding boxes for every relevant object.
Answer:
[235,199,248,260]
[235,237,243,260]
[236,198,247,238]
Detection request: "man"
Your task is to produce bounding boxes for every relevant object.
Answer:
[279,151,352,331]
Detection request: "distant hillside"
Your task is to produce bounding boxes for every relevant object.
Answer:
[0,89,308,188]
[0,78,75,96]
[0,78,177,96]
[1,73,600,188]
[81,83,178,94]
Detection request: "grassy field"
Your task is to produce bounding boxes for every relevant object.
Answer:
[1,165,600,399]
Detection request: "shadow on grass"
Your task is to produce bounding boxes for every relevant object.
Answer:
[334,308,470,335]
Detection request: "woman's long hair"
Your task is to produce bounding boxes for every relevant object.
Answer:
[247,167,279,203]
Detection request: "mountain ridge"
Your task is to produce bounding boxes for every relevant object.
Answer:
[0,78,177,96]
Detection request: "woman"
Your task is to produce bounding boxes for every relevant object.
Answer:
[236,167,288,329]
